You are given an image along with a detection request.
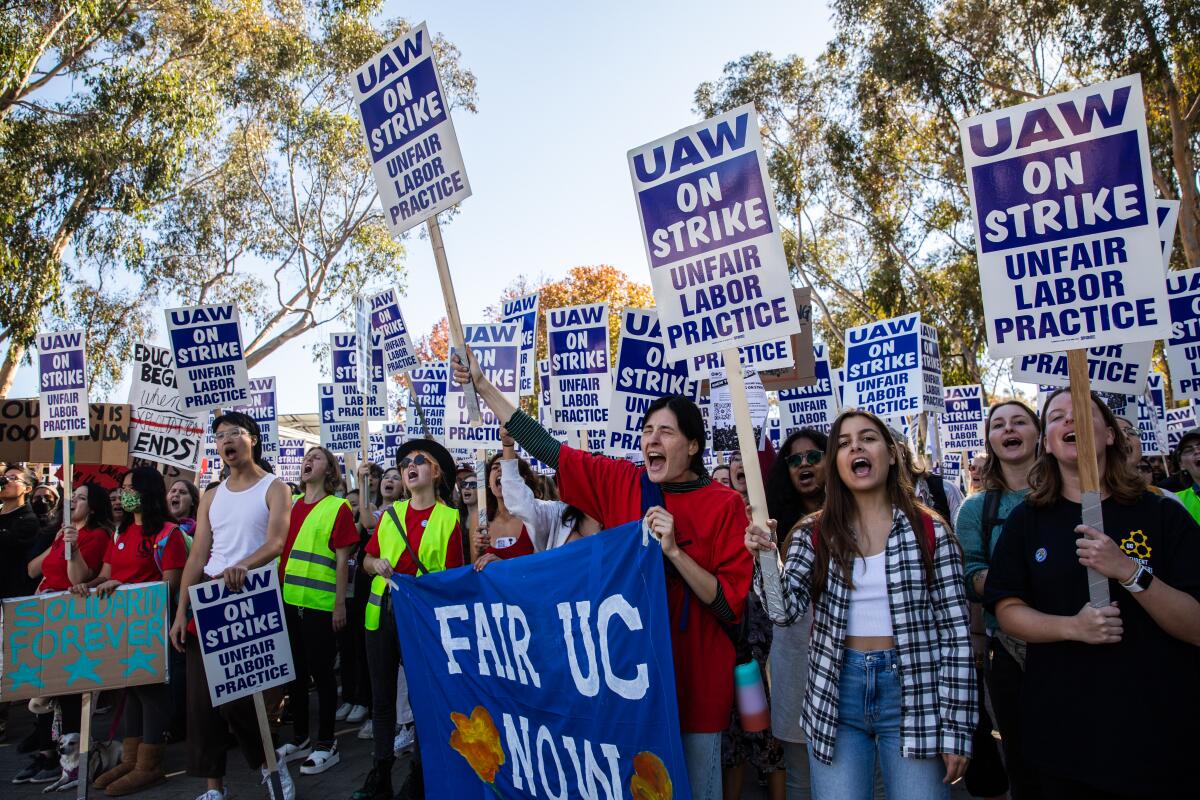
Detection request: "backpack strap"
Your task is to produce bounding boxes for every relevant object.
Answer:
[980,489,1003,555]
[386,506,428,577]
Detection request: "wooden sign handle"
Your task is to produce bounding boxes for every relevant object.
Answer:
[404,373,431,438]
[426,215,482,425]
[62,441,73,561]
[253,691,285,800]
[721,348,785,620]
[76,691,92,800]
[360,416,369,481]
[1067,349,1111,608]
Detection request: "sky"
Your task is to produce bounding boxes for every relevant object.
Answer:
[8,0,837,413]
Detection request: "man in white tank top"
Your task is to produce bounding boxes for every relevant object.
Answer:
[169,412,294,800]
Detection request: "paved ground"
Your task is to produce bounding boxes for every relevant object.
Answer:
[1,699,974,799]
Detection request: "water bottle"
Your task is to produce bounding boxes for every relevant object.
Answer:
[734,661,769,733]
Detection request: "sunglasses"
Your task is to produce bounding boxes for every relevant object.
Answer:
[398,454,430,470]
[785,450,823,468]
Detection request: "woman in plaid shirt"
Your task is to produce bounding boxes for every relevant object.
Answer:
[746,410,976,800]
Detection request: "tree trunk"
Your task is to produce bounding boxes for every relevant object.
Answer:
[1167,102,1199,269]
[0,341,28,398]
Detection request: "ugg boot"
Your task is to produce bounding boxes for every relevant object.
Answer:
[93,737,140,789]
[104,743,165,796]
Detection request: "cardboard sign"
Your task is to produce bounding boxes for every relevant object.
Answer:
[1142,373,1169,456]
[277,438,306,484]
[351,22,471,236]
[405,363,447,441]
[189,566,293,706]
[604,309,700,456]
[711,367,768,452]
[1,583,168,701]
[757,288,816,391]
[778,343,838,435]
[1011,341,1154,395]
[391,524,690,799]
[941,385,987,452]
[330,333,388,421]
[0,401,129,465]
[380,423,405,466]
[36,329,89,438]
[354,296,374,395]
[128,343,205,472]
[959,75,1169,356]
[229,376,279,463]
[546,303,611,432]
[535,359,571,447]
[366,288,420,376]
[843,314,927,418]
[628,104,802,360]
[166,304,251,412]
[1165,268,1200,401]
[318,383,362,454]
[920,323,946,414]
[501,292,540,397]
[445,324,519,449]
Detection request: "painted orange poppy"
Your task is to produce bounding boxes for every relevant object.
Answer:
[449,706,505,784]
[630,751,672,800]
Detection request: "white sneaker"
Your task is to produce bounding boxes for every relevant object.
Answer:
[275,738,311,764]
[261,760,295,800]
[356,719,373,740]
[345,704,369,724]
[334,702,352,721]
[194,790,228,800]
[393,724,414,754]
[299,743,340,775]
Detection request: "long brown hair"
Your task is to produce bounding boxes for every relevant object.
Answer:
[305,446,343,498]
[1027,389,1144,507]
[980,399,1040,492]
[809,410,942,603]
[484,452,538,522]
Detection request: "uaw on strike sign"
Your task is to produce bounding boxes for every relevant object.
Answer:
[628,104,801,361]
[960,75,1169,357]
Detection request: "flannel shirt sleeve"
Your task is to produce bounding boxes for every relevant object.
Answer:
[755,522,816,627]
[929,520,978,756]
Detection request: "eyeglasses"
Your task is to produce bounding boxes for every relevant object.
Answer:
[398,454,430,470]
[785,450,823,468]
[213,428,248,442]
[458,479,476,490]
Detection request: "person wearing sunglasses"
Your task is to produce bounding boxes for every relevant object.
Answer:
[354,439,462,800]
[763,428,829,798]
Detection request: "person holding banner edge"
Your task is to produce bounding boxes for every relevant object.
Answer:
[275,446,358,775]
[453,350,754,800]
[168,412,295,800]
[353,438,463,800]
[744,409,976,800]
[984,390,1200,798]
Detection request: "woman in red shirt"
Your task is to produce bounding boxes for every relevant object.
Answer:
[28,483,114,593]
[473,447,541,569]
[73,467,187,796]
[453,353,753,800]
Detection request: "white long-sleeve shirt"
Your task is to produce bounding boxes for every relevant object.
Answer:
[499,459,574,551]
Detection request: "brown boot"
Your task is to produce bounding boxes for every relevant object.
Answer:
[105,743,165,796]
[93,737,140,789]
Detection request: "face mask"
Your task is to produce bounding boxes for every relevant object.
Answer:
[120,490,142,513]
[31,498,48,515]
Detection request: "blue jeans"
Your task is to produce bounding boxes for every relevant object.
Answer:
[808,649,949,800]
[682,732,721,800]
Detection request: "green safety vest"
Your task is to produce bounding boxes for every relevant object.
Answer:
[1178,485,1200,527]
[282,495,350,612]
[364,500,458,631]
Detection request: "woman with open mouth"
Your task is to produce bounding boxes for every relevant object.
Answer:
[985,389,1200,799]
[956,399,1040,799]
[452,350,753,800]
[745,409,976,799]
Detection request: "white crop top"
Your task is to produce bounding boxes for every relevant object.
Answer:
[845,551,893,637]
[204,473,274,576]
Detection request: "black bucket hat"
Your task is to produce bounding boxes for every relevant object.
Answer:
[395,438,456,501]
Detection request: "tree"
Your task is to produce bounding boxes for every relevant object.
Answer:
[414,316,450,363]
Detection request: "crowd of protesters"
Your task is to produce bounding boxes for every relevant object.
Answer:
[1,373,1198,800]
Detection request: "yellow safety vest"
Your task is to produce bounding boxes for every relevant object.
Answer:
[282,495,350,612]
[364,500,458,631]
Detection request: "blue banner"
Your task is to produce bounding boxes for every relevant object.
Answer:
[391,523,691,800]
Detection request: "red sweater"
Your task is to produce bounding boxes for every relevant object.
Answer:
[555,445,753,733]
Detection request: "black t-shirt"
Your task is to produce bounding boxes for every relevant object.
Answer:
[0,504,41,599]
[985,492,1200,795]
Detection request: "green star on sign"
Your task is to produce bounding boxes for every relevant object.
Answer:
[62,651,102,686]
[7,660,43,691]
[120,647,158,678]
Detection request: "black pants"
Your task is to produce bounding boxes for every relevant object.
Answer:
[123,683,171,744]
[57,694,81,736]
[963,668,1008,798]
[1038,772,1172,800]
[185,636,280,778]
[365,595,402,762]
[986,636,1041,800]
[337,571,372,708]
[284,603,338,745]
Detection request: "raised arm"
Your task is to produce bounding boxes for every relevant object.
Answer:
[452,350,518,428]
[745,519,816,626]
